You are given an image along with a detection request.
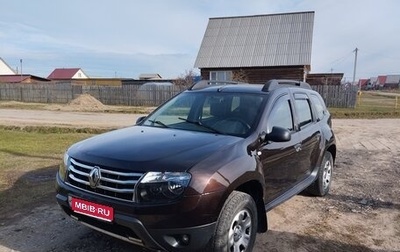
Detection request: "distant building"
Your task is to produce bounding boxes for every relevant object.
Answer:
[0,74,49,83]
[384,75,400,89]
[0,58,16,75]
[358,79,369,90]
[376,75,387,89]
[47,68,89,80]
[306,73,344,86]
[194,11,315,83]
[138,73,162,80]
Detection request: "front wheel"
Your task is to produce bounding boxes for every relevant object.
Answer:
[209,191,257,252]
[307,151,333,196]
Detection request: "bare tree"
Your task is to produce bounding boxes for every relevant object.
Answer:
[174,69,197,87]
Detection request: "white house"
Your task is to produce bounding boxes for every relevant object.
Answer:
[0,58,16,75]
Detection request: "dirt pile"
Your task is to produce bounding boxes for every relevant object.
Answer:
[67,94,106,111]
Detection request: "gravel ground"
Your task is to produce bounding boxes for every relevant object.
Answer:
[0,109,399,252]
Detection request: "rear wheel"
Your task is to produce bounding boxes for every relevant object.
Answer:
[307,151,333,196]
[209,191,257,252]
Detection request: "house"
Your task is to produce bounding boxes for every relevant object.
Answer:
[358,79,369,90]
[47,68,89,80]
[194,11,315,84]
[368,77,378,89]
[0,74,49,83]
[376,75,387,89]
[0,57,16,75]
[306,73,344,86]
[384,75,400,89]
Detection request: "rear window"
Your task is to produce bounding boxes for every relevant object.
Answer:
[310,94,326,121]
[294,93,313,128]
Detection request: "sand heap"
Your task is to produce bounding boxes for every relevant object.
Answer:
[67,94,106,111]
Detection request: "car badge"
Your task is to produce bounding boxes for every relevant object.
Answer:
[89,166,101,188]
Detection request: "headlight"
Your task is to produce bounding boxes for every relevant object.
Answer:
[59,152,70,181]
[136,172,191,203]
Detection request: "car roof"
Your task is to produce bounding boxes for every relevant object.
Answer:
[187,79,314,95]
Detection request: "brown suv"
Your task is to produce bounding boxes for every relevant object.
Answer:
[56,79,336,252]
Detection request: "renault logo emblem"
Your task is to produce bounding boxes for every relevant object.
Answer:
[89,166,101,188]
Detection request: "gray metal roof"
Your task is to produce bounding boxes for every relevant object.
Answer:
[194,11,314,68]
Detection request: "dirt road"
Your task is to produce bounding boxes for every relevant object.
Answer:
[0,108,399,252]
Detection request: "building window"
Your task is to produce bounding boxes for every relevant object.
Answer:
[210,71,232,81]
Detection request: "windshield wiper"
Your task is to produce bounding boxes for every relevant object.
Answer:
[148,119,169,128]
[178,117,224,134]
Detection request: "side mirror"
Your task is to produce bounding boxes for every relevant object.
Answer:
[266,126,291,142]
[136,116,146,125]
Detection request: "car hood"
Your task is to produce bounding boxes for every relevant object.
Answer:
[68,126,243,172]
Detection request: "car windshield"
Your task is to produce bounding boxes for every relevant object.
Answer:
[142,91,266,137]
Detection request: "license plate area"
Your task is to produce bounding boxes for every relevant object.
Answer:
[71,197,114,222]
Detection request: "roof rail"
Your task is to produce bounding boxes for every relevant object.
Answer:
[262,79,311,92]
[189,80,244,90]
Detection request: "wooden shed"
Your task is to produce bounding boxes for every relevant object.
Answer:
[194,11,315,84]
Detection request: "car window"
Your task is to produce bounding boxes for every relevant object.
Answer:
[294,93,313,128]
[267,95,294,132]
[310,94,325,121]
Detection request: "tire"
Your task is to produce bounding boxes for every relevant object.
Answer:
[209,191,257,252]
[307,151,333,196]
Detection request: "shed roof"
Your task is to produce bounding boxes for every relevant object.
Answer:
[194,11,314,69]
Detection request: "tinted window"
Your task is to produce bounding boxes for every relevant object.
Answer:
[310,94,325,121]
[294,93,313,128]
[267,95,293,132]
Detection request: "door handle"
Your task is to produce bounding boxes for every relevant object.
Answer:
[294,143,302,152]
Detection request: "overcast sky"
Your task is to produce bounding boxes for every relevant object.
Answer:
[1,0,399,81]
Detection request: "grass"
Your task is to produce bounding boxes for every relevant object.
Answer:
[0,128,95,222]
[329,92,400,119]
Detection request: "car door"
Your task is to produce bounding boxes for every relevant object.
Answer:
[258,94,303,203]
[293,93,322,180]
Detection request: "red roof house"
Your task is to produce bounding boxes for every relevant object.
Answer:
[47,68,89,80]
[376,75,387,88]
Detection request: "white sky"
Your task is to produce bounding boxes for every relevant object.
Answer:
[1,0,399,80]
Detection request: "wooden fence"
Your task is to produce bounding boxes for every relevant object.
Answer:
[312,84,358,108]
[0,83,358,108]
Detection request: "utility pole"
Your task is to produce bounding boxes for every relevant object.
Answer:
[20,59,23,81]
[352,48,358,89]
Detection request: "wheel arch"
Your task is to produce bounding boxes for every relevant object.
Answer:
[326,144,336,164]
[236,180,268,233]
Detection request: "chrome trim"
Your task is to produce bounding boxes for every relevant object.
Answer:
[67,158,145,202]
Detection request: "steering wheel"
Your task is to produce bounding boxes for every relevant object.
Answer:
[213,117,251,134]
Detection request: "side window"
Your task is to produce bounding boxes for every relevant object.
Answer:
[310,94,325,121]
[267,95,294,132]
[294,93,313,128]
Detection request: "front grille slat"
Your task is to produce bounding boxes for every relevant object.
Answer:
[66,158,144,202]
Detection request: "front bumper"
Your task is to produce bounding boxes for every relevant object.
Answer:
[56,173,217,251]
